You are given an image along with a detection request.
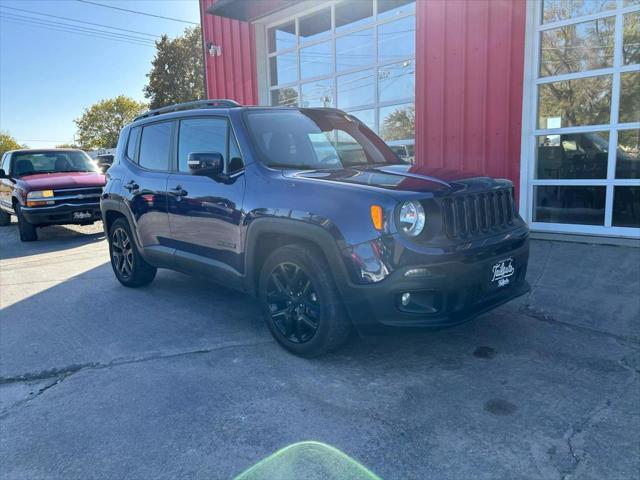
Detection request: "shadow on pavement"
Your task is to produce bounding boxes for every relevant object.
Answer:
[0,219,105,261]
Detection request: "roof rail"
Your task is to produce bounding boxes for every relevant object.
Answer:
[134,99,241,121]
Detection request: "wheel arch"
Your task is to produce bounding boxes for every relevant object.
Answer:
[100,199,144,251]
[244,218,353,298]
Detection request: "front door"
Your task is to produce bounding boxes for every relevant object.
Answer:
[0,153,13,212]
[167,117,245,277]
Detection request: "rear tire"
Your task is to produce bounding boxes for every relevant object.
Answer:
[108,217,156,287]
[0,209,10,226]
[258,244,351,357]
[15,205,37,242]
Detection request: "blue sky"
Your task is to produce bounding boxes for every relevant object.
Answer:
[0,0,200,148]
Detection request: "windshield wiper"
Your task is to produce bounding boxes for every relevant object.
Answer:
[268,163,320,170]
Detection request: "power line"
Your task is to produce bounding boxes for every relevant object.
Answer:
[0,16,155,48]
[0,5,161,38]
[0,14,156,46]
[15,139,75,143]
[76,0,199,25]
[0,12,157,45]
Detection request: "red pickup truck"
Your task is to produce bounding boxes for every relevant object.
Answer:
[0,149,106,241]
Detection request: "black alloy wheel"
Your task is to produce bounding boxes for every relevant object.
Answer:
[266,262,321,344]
[111,226,134,280]
[259,244,352,357]
[108,217,156,287]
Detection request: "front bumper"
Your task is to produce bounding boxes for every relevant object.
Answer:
[340,229,530,331]
[21,202,102,226]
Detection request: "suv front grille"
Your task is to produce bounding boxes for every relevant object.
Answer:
[442,188,516,239]
[52,187,103,205]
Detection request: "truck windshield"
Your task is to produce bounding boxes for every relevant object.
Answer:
[245,109,403,170]
[12,150,99,177]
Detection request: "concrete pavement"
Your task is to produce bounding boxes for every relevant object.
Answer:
[1,220,639,479]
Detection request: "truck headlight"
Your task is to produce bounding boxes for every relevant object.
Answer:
[26,190,55,207]
[398,200,426,237]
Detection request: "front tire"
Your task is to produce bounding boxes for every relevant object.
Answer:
[15,205,37,242]
[258,244,351,357]
[0,209,11,226]
[108,217,156,287]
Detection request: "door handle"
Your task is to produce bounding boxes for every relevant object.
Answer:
[124,180,139,192]
[169,185,188,197]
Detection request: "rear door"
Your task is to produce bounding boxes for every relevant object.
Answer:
[122,121,173,253]
[167,116,246,280]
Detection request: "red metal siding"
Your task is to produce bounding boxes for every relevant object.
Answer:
[201,0,526,192]
[415,0,526,190]
[200,0,258,105]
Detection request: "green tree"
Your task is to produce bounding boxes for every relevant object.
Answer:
[75,95,146,150]
[144,26,205,109]
[0,131,25,157]
[380,105,415,141]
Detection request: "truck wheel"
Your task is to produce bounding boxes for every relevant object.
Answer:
[108,217,156,287]
[15,205,37,241]
[258,244,351,357]
[0,209,10,226]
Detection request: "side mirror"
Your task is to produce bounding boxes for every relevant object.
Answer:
[188,152,224,178]
[0,168,14,183]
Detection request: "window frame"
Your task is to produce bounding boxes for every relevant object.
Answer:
[261,0,416,137]
[520,0,640,238]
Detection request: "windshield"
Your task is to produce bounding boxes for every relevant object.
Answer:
[12,151,98,177]
[245,109,403,169]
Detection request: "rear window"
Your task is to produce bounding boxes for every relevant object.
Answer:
[138,122,172,171]
[126,126,140,161]
[11,151,98,177]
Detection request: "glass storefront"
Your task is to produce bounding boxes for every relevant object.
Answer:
[265,0,416,162]
[528,0,640,234]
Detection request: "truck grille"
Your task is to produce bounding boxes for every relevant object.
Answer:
[442,188,516,239]
[52,187,103,205]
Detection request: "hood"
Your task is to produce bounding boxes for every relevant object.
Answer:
[283,163,505,195]
[17,171,106,191]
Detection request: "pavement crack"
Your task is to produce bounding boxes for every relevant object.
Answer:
[560,399,612,480]
[0,340,273,419]
[0,373,76,419]
[529,241,553,296]
[556,352,638,480]
[519,304,640,348]
[0,363,96,385]
[0,340,273,387]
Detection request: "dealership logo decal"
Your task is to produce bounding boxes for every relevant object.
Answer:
[492,258,514,287]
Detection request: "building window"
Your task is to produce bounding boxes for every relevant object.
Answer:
[265,0,416,149]
[525,0,640,236]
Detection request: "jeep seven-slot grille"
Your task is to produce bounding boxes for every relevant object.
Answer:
[441,188,516,239]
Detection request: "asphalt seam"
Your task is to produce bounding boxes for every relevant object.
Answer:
[519,304,640,348]
[0,340,274,419]
[0,339,273,386]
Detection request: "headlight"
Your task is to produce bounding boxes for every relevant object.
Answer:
[26,190,55,207]
[398,200,426,237]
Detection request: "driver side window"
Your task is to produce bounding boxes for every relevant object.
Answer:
[178,118,227,173]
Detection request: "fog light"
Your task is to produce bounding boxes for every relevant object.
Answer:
[401,292,411,306]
